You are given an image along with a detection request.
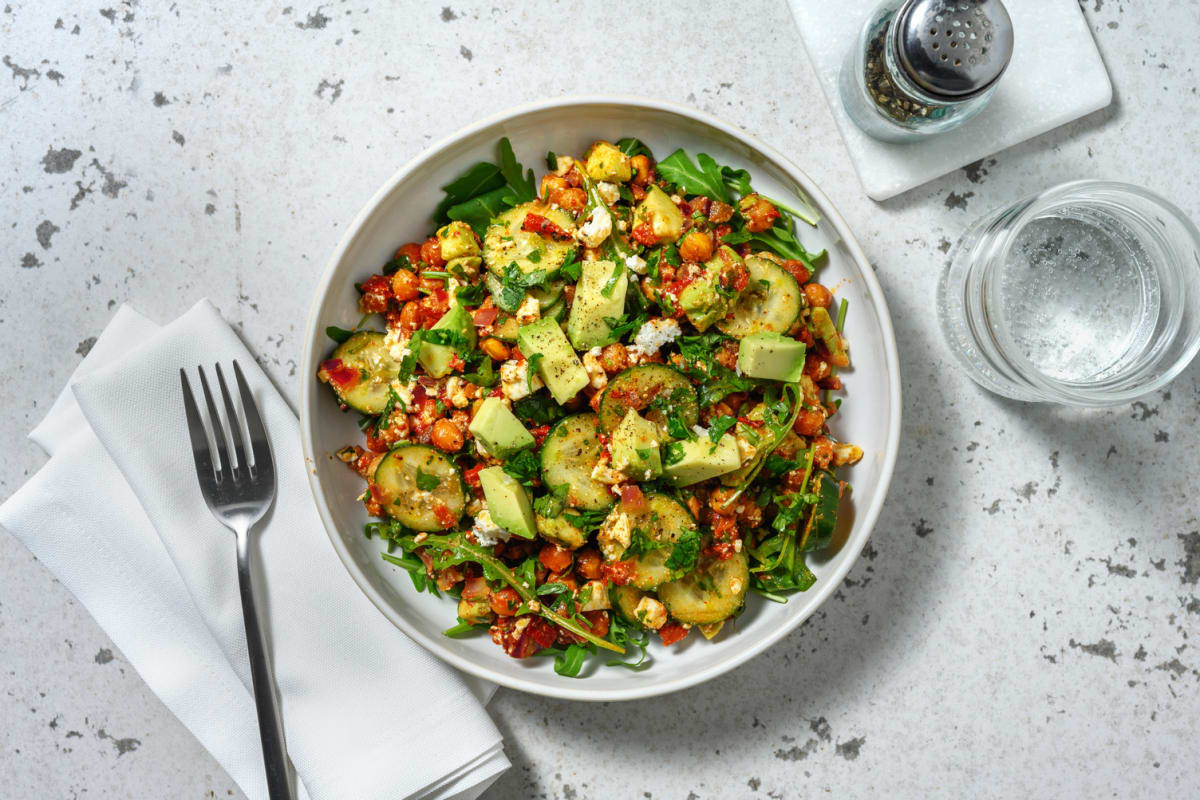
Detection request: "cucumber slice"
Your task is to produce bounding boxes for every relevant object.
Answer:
[598,365,698,434]
[658,549,749,625]
[492,313,520,342]
[539,414,614,511]
[798,470,842,552]
[611,584,649,626]
[324,331,402,414]
[542,296,566,323]
[483,201,576,277]
[619,493,698,590]
[529,280,565,310]
[373,444,466,531]
[718,254,802,337]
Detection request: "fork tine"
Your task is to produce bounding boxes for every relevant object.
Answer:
[180,369,218,481]
[197,365,231,481]
[215,363,248,480]
[232,360,273,481]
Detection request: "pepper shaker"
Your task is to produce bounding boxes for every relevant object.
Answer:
[838,0,1014,143]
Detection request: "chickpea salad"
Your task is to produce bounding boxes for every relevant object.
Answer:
[318,137,861,676]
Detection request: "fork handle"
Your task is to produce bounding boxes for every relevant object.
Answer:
[236,528,297,800]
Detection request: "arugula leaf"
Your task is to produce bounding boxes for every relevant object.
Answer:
[616,137,653,158]
[545,151,557,171]
[553,643,589,678]
[498,137,537,205]
[446,186,511,237]
[443,619,485,638]
[502,449,540,487]
[656,149,731,203]
[719,165,753,197]
[708,415,737,443]
[664,529,701,573]
[435,161,506,224]
[512,394,568,426]
[600,261,625,298]
[454,280,488,306]
[326,325,355,344]
[722,222,825,265]
[536,581,571,597]
[533,483,570,518]
[415,468,441,492]
[462,357,497,387]
[604,614,651,671]
[526,353,544,392]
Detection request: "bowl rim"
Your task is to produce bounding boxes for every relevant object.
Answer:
[299,94,903,701]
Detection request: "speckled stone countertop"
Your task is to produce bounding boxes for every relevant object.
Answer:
[2,2,1197,798]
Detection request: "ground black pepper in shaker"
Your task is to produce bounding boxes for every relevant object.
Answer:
[838,0,1014,143]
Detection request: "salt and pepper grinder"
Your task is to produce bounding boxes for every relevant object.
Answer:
[839,0,1014,143]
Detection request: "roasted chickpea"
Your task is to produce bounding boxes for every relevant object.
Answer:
[575,548,603,581]
[391,269,419,301]
[431,418,464,452]
[812,436,835,470]
[804,283,833,309]
[394,242,424,266]
[629,154,652,186]
[398,300,421,333]
[540,174,568,200]
[549,186,587,213]
[793,408,826,437]
[419,236,445,268]
[599,343,629,374]
[480,337,510,361]
[739,194,781,233]
[678,230,714,263]
[489,587,522,617]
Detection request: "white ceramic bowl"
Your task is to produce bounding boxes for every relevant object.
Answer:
[300,97,901,701]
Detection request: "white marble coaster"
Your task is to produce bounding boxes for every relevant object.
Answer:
[788,0,1112,201]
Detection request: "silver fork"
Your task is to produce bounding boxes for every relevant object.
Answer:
[180,361,295,800]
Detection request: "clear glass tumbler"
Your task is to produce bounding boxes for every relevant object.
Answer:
[937,181,1200,405]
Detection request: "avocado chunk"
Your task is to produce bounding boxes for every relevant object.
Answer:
[662,434,741,487]
[610,409,662,481]
[517,318,589,404]
[677,246,744,332]
[737,333,807,382]
[436,220,481,276]
[418,303,476,379]
[567,259,627,350]
[478,466,536,539]
[633,185,685,244]
[584,141,632,182]
[468,397,534,458]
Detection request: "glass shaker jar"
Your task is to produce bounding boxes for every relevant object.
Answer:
[838,0,1014,143]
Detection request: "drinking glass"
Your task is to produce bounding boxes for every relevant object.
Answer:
[937,180,1200,405]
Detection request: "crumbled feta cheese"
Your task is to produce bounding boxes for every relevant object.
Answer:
[692,424,711,439]
[389,378,416,411]
[499,359,542,402]
[596,181,620,205]
[624,254,647,274]
[444,376,471,409]
[598,511,632,561]
[515,294,541,325]
[446,276,463,296]
[384,326,413,362]
[624,345,651,366]
[735,431,758,467]
[634,596,668,630]
[577,206,612,248]
[616,219,627,232]
[582,350,608,391]
[553,154,574,176]
[590,455,624,485]
[471,509,509,547]
[579,580,611,612]
[632,318,682,356]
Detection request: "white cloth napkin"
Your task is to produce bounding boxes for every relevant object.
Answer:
[0,300,508,800]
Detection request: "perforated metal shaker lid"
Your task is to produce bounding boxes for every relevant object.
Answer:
[893,0,1014,100]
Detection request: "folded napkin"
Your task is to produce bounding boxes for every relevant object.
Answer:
[0,300,508,800]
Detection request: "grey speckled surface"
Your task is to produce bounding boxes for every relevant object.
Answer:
[2,1,1198,798]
